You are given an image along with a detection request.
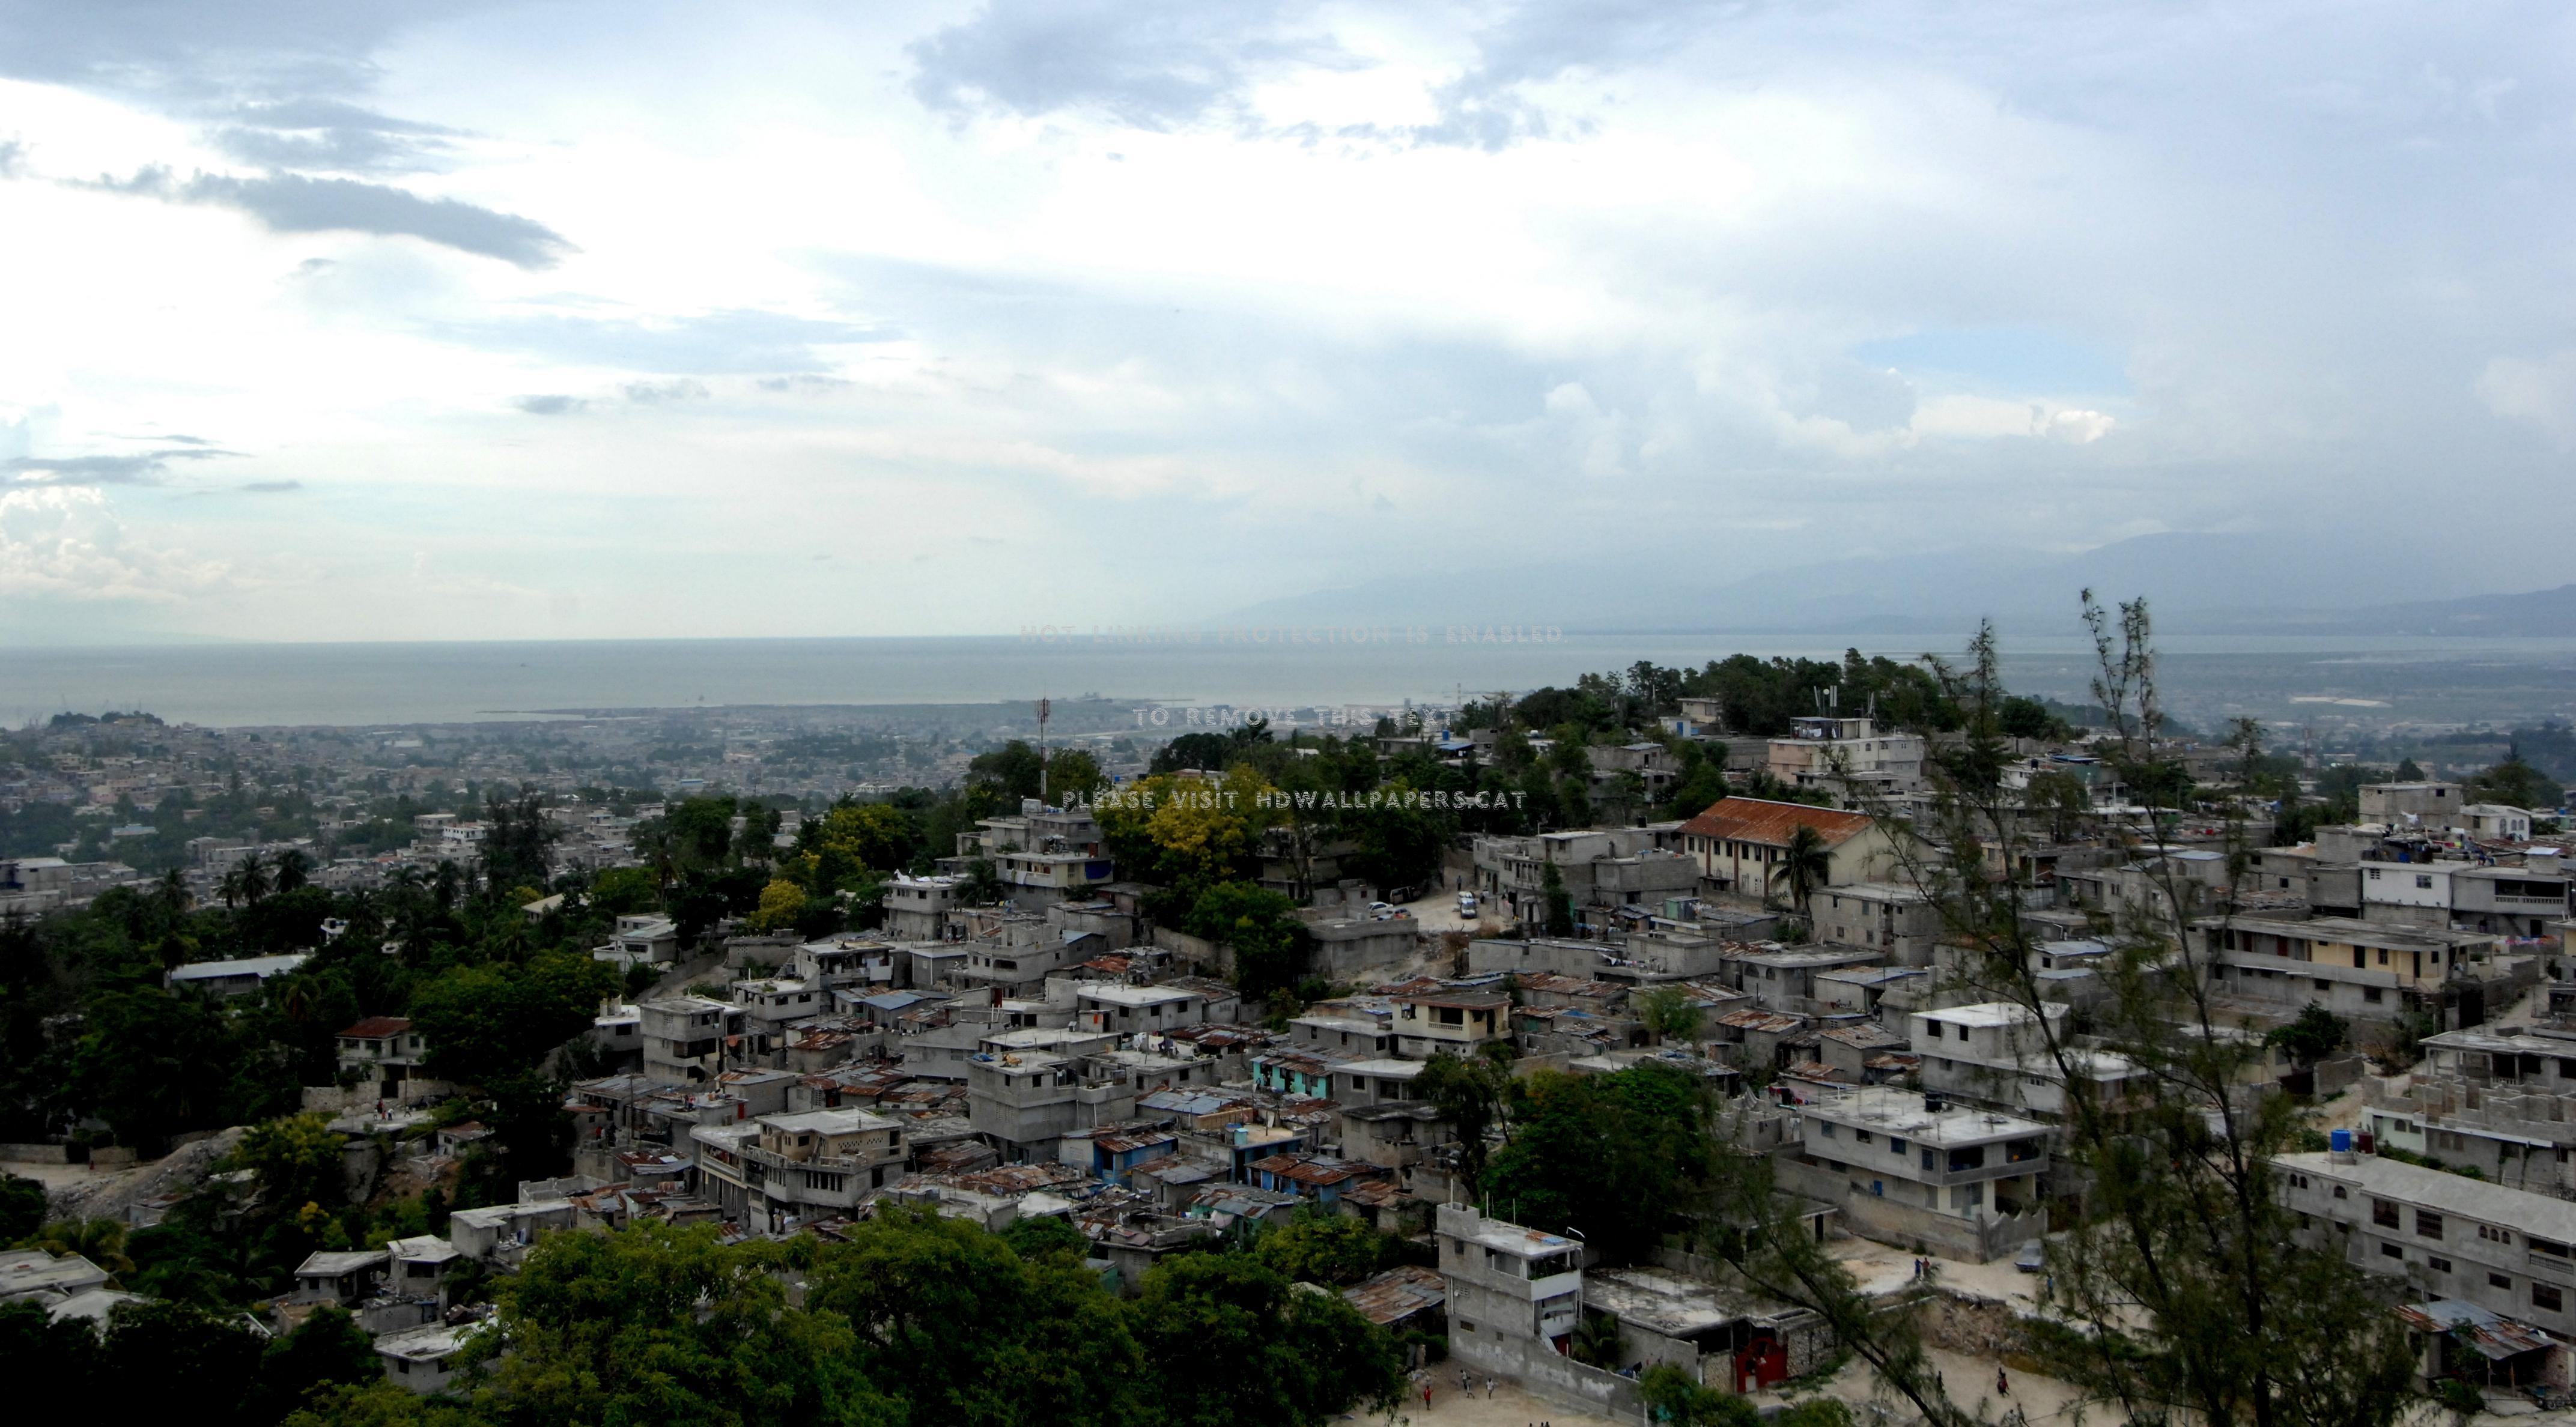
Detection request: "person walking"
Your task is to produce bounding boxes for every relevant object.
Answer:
[1997,1368,2010,1396]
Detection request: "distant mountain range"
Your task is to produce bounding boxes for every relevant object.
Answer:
[1227,532,2567,639]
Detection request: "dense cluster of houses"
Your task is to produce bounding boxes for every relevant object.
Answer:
[19,701,2576,1410]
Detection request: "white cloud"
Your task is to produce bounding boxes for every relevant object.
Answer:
[0,2,2569,638]
[2475,350,2576,447]
[0,487,229,602]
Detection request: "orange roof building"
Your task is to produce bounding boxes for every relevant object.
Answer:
[1676,797,1903,900]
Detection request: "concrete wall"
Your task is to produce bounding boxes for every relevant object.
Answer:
[1453,1329,1645,1422]
[1776,1159,2043,1263]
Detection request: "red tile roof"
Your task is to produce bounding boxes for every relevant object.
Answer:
[337,1016,411,1039]
[1678,798,1873,849]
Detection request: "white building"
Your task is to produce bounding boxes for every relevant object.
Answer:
[1782,1086,2050,1261]
[1909,1002,2139,1118]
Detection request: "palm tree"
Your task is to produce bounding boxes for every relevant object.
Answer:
[274,848,311,895]
[234,851,272,907]
[1767,822,1833,918]
[217,868,242,910]
[431,859,463,912]
[155,868,190,915]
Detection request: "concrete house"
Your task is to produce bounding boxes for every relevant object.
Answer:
[641,996,748,1083]
[1438,1205,1584,1374]
[2279,1147,2576,1386]
[1909,1002,2139,1118]
[1812,882,1943,966]
[1779,1086,2050,1262]
[1677,800,1902,906]
[2196,915,2496,1023]
[1393,989,1512,1060]
[336,1016,428,1100]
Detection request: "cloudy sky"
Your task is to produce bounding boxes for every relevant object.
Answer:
[1,1,2571,643]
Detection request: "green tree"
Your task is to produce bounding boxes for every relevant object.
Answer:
[1186,882,1306,998]
[1414,1046,1513,1187]
[0,1172,46,1242]
[67,988,243,1153]
[1483,1060,1717,1265]
[409,952,616,1085]
[472,1221,890,1427]
[1541,860,1575,936]
[255,1304,383,1416]
[2266,1003,2348,1066]
[1636,985,1704,1046]
[2467,754,2563,810]
[238,1113,348,1216]
[1045,748,1106,804]
[1767,822,1832,916]
[804,1204,1146,1427]
[1251,1211,1387,1287]
[1131,1252,1401,1427]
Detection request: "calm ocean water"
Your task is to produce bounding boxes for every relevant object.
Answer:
[4,633,2574,729]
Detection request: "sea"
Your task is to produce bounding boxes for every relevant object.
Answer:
[4,631,2575,729]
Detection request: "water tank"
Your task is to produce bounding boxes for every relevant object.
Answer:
[2329,1129,2352,1154]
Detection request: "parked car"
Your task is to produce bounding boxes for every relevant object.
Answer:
[1457,892,1478,916]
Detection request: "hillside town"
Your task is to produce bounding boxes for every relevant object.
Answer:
[7,650,2576,1426]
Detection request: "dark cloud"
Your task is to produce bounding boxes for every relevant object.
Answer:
[622,378,709,404]
[901,0,1743,150]
[97,166,571,268]
[443,308,889,374]
[4,446,241,485]
[0,2,507,100]
[240,479,302,492]
[213,98,462,174]
[909,0,1342,129]
[511,395,588,416]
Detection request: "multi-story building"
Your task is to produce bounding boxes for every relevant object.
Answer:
[641,996,748,1083]
[1437,1205,1584,1374]
[702,1107,907,1231]
[2367,1024,2576,1195]
[2278,1147,2576,1384]
[1812,882,1943,965]
[2359,782,2467,831]
[1763,715,1927,806]
[883,874,964,940]
[2197,914,2500,1023]
[1676,799,1903,906]
[1908,1002,2139,1118]
[1393,989,1512,1059]
[336,1016,430,1100]
[1777,1086,2050,1262]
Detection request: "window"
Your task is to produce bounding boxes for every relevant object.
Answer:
[2537,1283,2565,1313]
[2372,1200,2401,1229]
[2416,874,2434,889]
[2428,1256,2452,1273]
[2381,1243,2404,1259]
[2416,1210,2444,1240]
[2480,1225,2513,1244]
[2332,1185,2347,1199]
[2364,987,2384,1004]
[1818,1122,1836,1138]
[1889,1138,1909,1154]
[1855,1129,1874,1145]
[2492,1273,2515,1289]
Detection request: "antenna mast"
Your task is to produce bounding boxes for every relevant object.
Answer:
[1037,697,1052,804]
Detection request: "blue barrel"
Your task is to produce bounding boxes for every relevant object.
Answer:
[2330,1129,2353,1154]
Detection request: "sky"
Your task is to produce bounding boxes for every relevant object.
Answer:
[1,1,2573,643]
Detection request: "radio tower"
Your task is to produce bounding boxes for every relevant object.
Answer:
[1036,696,1052,805]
